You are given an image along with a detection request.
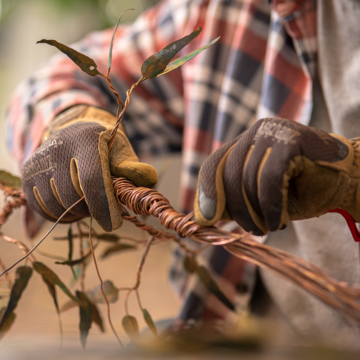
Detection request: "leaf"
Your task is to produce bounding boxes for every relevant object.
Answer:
[86,280,118,304]
[91,303,104,333]
[97,233,120,242]
[122,315,139,342]
[100,243,137,259]
[55,251,91,266]
[0,266,32,337]
[37,39,100,76]
[108,8,134,70]
[196,266,234,311]
[158,36,220,78]
[142,309,157,337]
[60,280,118,313]
[0,170,22,190]
[41,276,59,313]
[76,291,93,349]
[0,311,16,340]
[67,226,77,279]
[53,233,120,242]
[33,262,78,303]
[183,256,198,273]
[141,27,202,79]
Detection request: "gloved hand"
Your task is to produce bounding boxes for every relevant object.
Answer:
[194,118,360,236]
[22,105,157,232]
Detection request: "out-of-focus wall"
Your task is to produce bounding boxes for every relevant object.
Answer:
[0,0,182,351]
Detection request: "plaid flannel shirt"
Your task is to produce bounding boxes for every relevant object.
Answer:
[6,0,317,323]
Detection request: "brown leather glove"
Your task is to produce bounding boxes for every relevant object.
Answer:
[194,118,360,236]
[22,106,157,232]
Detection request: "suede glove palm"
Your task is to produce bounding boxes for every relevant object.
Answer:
[22,106,157,232]
[195,118,360,236]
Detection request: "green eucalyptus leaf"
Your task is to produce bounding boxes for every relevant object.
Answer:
[141,27,202,79]
[108,8,134,70]
[53,233,120,242]
[196,266,234,311]
[0,266,32,337]
[55,251,91,266]
[91,303,104,333]
[33,262,78,303]
[76,291,93,349]
[100,243,137,259]
[0,170,22,190]
[142,309,157,337]
[42,276,59,313]
[0,311,16,340]
[158,36,220,77]
[37,39,100,76]
[67,226,77,279]
[122,315,139,342]
[97,233,120,242]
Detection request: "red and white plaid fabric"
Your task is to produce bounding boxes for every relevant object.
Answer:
[6,0,317,322]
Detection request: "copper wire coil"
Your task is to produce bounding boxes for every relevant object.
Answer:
[113,177,360,324]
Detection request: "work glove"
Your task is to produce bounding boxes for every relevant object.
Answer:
[194,118,360,236]
[21,105,158,232]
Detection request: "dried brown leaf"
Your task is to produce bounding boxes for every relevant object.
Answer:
[33,262,78,302]
[76,291,93,349]
[0,170,22,190]
[37,39,100,76]
[141,27,202,79]
[100,243,136,259]
[0,266,32,337]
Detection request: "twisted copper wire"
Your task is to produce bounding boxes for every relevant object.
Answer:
[0,192,26,227]
[113,177,360,324]
[104,75,124,119]
[108,77,146,150]
[2,177,360,323]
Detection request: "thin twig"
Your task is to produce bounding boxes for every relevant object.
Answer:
[125,236,154,314]
[0,196,85,277]
[88,217,124,348]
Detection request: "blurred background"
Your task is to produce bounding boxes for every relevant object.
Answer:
[0,0,185,353]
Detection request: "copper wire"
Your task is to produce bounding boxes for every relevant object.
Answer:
[2,177,360,323]
[113,177,360,324]
[0,191,26,227]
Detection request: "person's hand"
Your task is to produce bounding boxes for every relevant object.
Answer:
[194,118,360,236]
[21,106,157,232]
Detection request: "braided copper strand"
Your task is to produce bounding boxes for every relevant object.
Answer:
[113,177,360,324]
[108,77,146,149]
[104,74,124,119]
[0,191,26,227]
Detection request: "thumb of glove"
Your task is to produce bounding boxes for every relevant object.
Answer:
[99,126,158,188]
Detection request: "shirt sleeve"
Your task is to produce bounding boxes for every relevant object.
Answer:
[6,0,206,166]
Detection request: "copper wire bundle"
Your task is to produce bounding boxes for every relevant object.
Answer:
[2,178,360,324]
[113,177,360,324]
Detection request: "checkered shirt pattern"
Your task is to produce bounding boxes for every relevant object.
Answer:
[6,0,317,323]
